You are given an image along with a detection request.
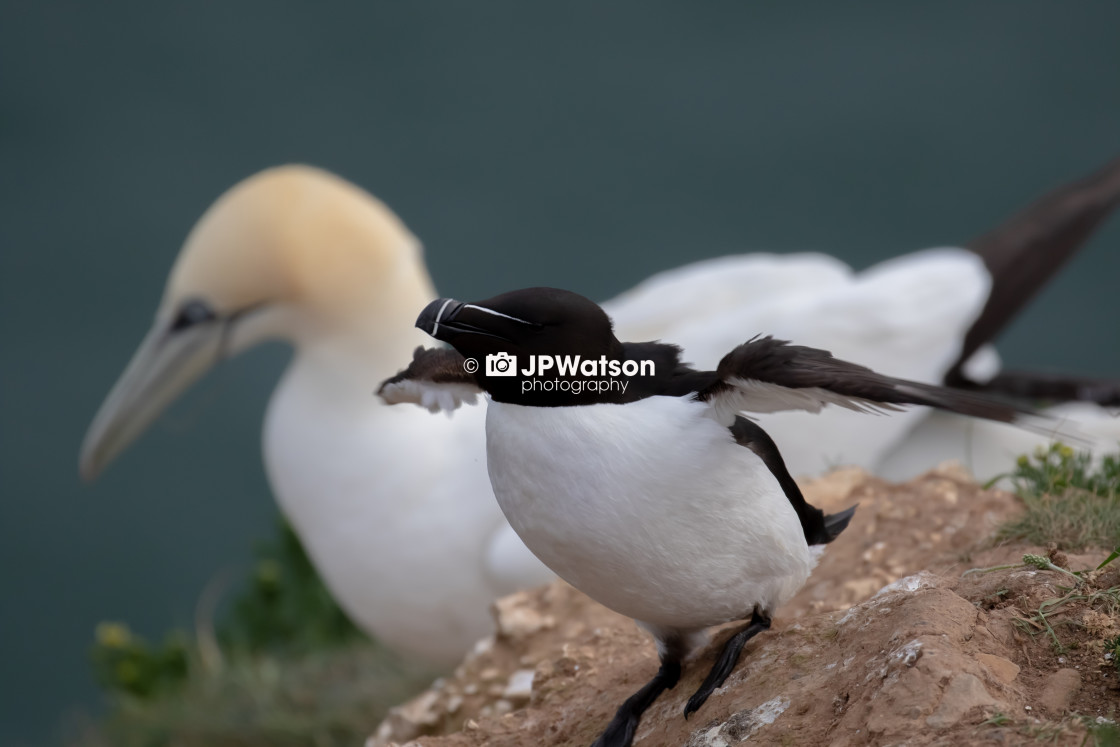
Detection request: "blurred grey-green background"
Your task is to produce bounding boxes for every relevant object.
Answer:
[2,2,1119,744]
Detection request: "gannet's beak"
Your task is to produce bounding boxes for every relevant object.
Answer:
[79,317,228,480]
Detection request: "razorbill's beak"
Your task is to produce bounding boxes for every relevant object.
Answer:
[415,298,512,343]
[79,313,229,481]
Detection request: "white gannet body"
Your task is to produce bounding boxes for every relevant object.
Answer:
[81,166,550,664]
[877,402,1120,483]
[608,252,1120,479]
[82,162,1119,665]
[604,248,994,476]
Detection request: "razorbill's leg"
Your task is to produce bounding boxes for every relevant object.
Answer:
[683,610,772,719]
[592,634,685,747]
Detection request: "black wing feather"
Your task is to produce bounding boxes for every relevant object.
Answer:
[700,336,1072,438]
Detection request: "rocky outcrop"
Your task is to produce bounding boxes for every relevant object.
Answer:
[370,466,1119,746]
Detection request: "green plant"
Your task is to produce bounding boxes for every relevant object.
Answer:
[994,444,1120,550]
[961,546,1119,656]
[92,520,368,702]
[1082,718,1119,747]
[83,519,437,746]
[218,520,366,655]
[85,644,433,747]
[89,623,190,699]
[963,553,1084,584]
[1012,584,1120,653]
[980,711,1012,727]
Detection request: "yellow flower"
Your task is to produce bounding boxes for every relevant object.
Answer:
[1058,444,1074,459]
[96,621,132,648]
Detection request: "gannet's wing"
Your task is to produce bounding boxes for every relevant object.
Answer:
[603,252,852,354]
[949,155,1120,385]
[606,249,988,378]
[606,249,992,476]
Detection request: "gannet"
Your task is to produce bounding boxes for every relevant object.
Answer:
[80,161,1119,665]
[377,287,1066,747]
[79,166,547,665]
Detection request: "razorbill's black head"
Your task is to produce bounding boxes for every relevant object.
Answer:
[415,287,699,406]
[417,287,615,353]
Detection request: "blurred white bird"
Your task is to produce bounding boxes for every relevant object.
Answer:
[80,160,1120,664]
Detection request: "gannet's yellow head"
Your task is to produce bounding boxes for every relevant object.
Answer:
[80,165,436,480]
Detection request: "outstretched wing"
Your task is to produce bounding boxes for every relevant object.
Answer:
[700,336,1077,440]
[377,346,482,414]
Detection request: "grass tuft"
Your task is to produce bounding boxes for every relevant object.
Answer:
[980,711,1012,727]
[1012,585,1120,653]
[995,444,1120,551]
[1085,719,1120,747]
[90,521,370,700]
[81,520,438,746]
[80,644,434,747]
[218,521,367,655]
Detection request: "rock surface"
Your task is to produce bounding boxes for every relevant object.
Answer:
[369,466,1120,747]
[1038,669,1082,716]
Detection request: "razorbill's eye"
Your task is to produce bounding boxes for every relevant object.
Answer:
[170,299,216,332]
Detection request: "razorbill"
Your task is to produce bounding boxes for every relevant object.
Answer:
[378,287,1075,747]
[80,161,1118,665]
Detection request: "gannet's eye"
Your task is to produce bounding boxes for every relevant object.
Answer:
[170,299,217,332]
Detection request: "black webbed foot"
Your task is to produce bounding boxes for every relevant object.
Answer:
[683,610,771,719]
[591,655,682,747]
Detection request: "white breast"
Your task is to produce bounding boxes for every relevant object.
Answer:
[485,396,813,631]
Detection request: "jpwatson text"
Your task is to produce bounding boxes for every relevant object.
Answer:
[519,355,654,377]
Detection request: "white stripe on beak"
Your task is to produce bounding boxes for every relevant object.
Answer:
[463,304,534,326]
[431,298,455,337]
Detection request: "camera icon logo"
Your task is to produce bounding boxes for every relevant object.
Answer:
[485,352,518,376]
